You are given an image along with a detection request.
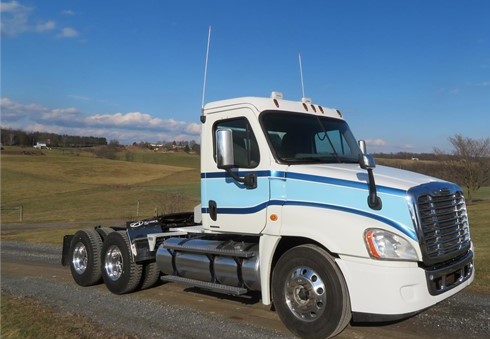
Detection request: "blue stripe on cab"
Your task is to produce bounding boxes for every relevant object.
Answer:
[201,170,406,196]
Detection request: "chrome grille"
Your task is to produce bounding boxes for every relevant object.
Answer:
[416,187,470,265]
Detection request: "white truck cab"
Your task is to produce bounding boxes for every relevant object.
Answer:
[63,92,474,338]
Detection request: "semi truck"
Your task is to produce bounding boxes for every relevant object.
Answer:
[62,92,474,338]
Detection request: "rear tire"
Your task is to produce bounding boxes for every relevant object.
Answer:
[69,229,103,286]
[101,231,142,294]
[272,244,351,339]
[96,227,114,241]
[139,261,161,290]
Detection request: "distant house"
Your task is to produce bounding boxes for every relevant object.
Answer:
[33,142,48,149]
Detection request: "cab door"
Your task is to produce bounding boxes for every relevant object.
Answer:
[202,112,269,234]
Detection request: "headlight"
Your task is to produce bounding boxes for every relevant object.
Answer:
[364,228,418,261]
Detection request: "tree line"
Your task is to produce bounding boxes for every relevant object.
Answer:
[376,135,489,203]
[0,128,107,148]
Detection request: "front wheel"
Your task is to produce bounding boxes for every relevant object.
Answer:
[101,231,142,294]
[272,244,351,339]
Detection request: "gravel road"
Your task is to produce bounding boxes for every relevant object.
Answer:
[1,240,489,338]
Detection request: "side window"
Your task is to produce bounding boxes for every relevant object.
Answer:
[214,118,260,168]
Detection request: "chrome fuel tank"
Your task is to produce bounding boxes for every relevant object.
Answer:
[156,237,260,291]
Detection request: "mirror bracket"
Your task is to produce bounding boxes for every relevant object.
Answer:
[358,140,382,210]
[225,169,257,189]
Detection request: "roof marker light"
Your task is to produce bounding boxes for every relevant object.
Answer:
[271,91,283,100]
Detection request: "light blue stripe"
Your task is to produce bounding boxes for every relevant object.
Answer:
[202,199,416,240]
[285,172,406,196]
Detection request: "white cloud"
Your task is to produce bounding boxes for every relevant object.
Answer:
[35,20,55,32]
[185,123,201,134]
[61,10,75,16]
[1,2,80,38]
[0,1,22,12]
[0,97,43,119]
[366,138,386,146]
[0,97,200,143]
[68,94,90,101]
[0,1,32,36]
[58,27,79,38]
[474,81,490,87]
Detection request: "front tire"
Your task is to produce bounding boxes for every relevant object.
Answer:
[101,231,142,294]
[272,244,351,339]
[69,229,103,286]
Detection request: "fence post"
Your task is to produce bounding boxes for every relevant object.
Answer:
[19,205,23,222]
[136,200,140,217]
[154,207,158,217]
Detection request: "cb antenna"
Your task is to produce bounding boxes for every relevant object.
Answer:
[299,53,305,99]
[201,26,212,119]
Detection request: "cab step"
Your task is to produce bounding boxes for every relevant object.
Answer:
[160,275,248,295]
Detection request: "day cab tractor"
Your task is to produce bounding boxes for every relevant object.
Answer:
[63,92,474,338]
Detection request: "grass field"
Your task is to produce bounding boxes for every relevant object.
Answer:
[1,147,200,223]
[1,147,488,292]
[466,187,490,292]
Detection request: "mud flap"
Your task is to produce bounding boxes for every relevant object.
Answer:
[61,234,74,266]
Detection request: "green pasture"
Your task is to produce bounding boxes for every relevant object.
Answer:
[1,147,200,223]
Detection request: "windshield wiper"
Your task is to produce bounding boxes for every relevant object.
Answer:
[282,156,331,163]
[315,117,341,163]
[283,156,359,164]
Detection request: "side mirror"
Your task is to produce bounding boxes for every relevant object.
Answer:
[358,139,367,155]
[359,154,376,170]
[215,128,257,189]
[358,140,376,170]
[216,129,235,169]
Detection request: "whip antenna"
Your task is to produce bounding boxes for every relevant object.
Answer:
[201,26,212,117]
[299,53,305,98]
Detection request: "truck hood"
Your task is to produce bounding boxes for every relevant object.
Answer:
[287,163,445,192]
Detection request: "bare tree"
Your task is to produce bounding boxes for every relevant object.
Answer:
[436,134,490,203]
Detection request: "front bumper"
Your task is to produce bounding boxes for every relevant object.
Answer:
[336,249,474,320]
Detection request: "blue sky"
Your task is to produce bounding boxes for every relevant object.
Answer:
[1,0,489,152]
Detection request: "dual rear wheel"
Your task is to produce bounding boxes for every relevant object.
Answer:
[68,229,160,293]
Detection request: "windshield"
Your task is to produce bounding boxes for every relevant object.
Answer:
[261,111,361,164]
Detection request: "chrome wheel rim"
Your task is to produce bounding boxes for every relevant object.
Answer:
[284,266,327,321]
[104,245,123,281]
[72,242,88,274]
